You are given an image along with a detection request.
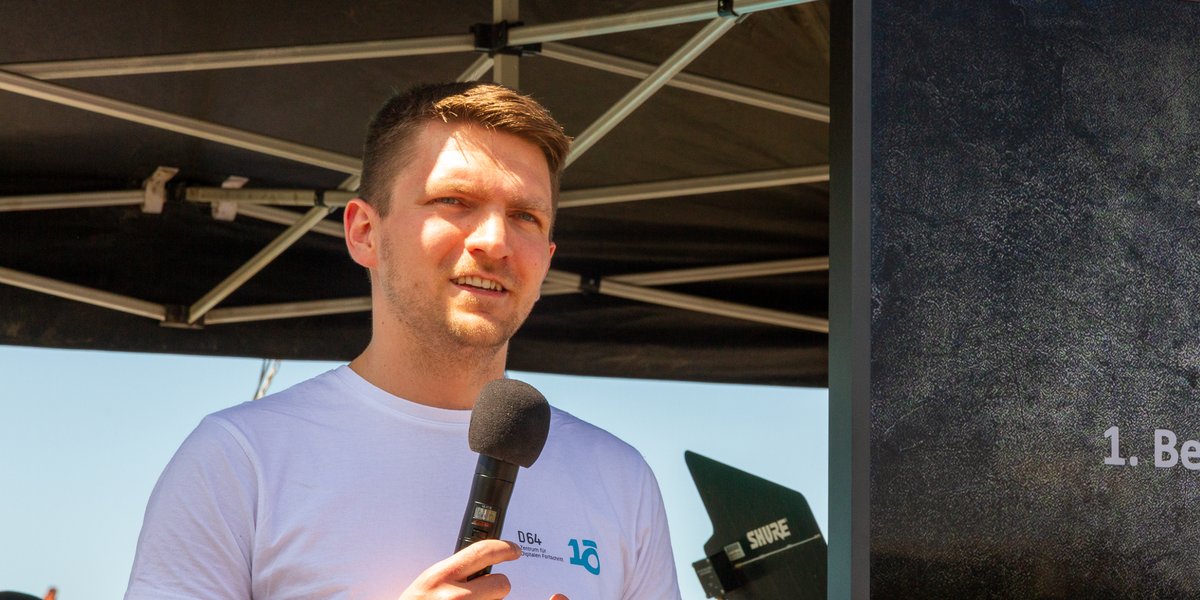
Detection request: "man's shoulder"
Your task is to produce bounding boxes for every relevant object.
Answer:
[548,406,629,444]
[546,406,647,467]
[204,367,347,429]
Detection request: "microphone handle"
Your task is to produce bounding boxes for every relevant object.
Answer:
[456,455,520,578]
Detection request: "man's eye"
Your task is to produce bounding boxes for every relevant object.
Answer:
[513,212,538,223]
[434,197,461,205]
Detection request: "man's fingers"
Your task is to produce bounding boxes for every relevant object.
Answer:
[401,540,523,599]
[437,539,522,582]
[460,572,513,599]
[549,594,569,600]
[401,571,512,600]
[458,539,522,578]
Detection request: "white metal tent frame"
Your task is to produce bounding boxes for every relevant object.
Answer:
[0,0,829,339]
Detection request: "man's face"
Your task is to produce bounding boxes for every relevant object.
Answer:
[372,120,556,350]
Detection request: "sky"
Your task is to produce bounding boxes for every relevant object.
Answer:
[0,344,828,600]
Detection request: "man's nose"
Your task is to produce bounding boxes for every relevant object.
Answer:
[465,210,512,259]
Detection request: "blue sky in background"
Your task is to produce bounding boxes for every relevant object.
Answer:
[0,345,828,600]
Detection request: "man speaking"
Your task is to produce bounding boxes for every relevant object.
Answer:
[124,83,682,599]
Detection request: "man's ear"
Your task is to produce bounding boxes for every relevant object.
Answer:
[344,197,379,269]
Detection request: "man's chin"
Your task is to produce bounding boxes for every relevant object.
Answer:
[446,317,518,349]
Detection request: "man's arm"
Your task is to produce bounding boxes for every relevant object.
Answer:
[621,463,683,600]
[125,417,257,600]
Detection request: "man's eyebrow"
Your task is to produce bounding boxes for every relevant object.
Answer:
[507,196,553,215]
[434,180,551,213]
[433,181,476,197]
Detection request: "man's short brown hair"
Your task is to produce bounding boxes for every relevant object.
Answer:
[358,82,571,218]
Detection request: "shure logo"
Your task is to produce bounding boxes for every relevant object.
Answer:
[746,518,791,550]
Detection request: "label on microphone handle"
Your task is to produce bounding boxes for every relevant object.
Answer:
[463,501,499,545]
[472,504,499,526]
[457,455,521,580]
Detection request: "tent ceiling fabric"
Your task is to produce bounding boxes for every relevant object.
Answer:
[0,0,829,387]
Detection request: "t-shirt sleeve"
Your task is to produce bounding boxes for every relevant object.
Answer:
[124,416,258,600]
[622,461,684,600]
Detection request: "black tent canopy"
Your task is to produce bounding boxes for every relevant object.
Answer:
[0,0,829,386]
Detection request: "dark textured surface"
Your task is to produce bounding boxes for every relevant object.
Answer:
[871,1,1200,598]
[468,378,551,468]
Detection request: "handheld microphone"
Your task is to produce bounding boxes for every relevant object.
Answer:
[456,378,551,577]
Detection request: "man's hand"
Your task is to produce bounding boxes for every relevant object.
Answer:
[398,539,569,600]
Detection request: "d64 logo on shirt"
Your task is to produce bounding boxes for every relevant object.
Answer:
[518,530,542,545]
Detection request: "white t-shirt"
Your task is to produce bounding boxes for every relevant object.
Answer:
[125,366,681,599]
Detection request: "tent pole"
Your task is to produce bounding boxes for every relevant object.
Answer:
[559,166,829,208]
[458,55,495,82]
[206,297,371,325]
[2,35,474,80]
[0,266,166,320]
[0,190,143,212]
[509,0,811,46]
[596,275,827,333]
[492,0,521,88]
[0,166,176,213]
[539,258,827,294]
[187,205,331,323]
[565,16,738,167]
[613,257,829,286]
[1,1,811,81]
[235,205,346,238]
[0,70,361,175]
[184,187,322,207]
[544,269,828,333]
[541,43,828,122]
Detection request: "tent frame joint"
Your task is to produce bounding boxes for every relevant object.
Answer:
[161,305,204,329]
[471,20,541,57]
[579,274,602,295]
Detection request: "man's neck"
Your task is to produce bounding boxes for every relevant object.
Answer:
[348,332,507,411]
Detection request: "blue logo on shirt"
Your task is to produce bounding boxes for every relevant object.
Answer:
[568,538,600,575]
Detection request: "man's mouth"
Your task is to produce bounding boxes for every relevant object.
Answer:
[453,275,506,292]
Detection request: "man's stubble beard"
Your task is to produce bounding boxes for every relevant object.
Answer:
[377,234,527,356]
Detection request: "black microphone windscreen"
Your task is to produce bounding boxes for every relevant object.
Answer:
[469,378,551,468]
